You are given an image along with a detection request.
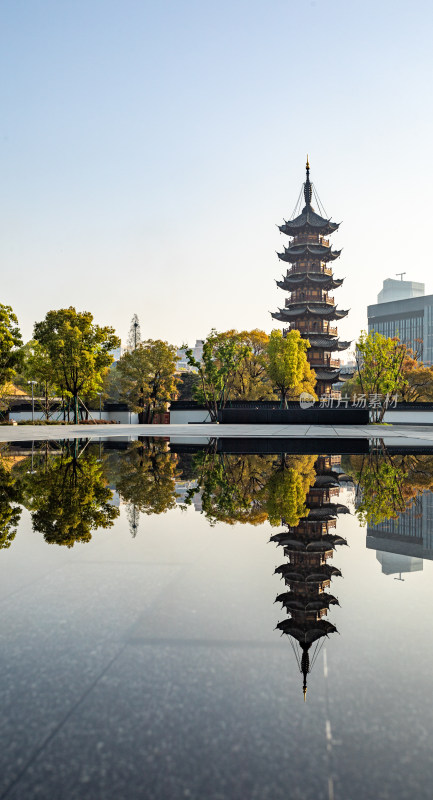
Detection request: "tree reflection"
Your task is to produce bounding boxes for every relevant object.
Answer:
[108,438,179,517]
[346,447,433,526]
[261,454,317,526]
[23,442,119,547]
[184,449,275,525]
[0,449,23,549]
[183,448,317,528]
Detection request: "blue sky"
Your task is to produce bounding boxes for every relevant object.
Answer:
[1,0,432,349]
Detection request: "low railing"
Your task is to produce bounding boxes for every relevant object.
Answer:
[286,265,332,276]
[286,293,334,305]
[290,235,330,247]
[308,357,340,368]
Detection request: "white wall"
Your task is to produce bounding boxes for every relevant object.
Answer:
[383,410,433,424]
[170,409,211,424]
[10,410,140,424]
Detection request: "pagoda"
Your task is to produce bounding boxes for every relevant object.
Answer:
[272,159,350,395]
[273,456,349,699]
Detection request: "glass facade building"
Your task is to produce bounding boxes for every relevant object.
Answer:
[367,491,433,561]
[368,294,433,364]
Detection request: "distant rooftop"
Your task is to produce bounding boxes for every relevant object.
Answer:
[377,278,424,304]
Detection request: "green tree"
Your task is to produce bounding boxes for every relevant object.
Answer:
[18,340,59,419]
[23,443,119,546]
[266,329,316,406]
[0,304,23,413]
[184,330,250,422]
[397,348,433,402]
[117,340,179,423]
[33,307,120,423]
[355,331,408,421]
[226,329,277,401]
[176,372,201,401]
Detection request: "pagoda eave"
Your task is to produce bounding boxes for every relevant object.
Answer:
[275,564,342,580]
[306,335,350,351]
[276,619,338,643]
[272,305,349,322]
[277,245,342,263]
[279,206,340,237]
[313,368,342,381]
[277,274,344,291]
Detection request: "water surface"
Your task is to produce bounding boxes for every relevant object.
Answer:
[0,437,432,799]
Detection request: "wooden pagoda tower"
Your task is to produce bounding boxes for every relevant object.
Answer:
[273,456,349,699]
[272,159,350,395]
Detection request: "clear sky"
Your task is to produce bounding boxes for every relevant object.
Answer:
[1,0,432,349]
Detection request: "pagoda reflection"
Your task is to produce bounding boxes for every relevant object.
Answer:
[273,455,350,699]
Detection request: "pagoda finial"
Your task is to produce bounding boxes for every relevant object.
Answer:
[301,645,310,701]
[304,157,312,207]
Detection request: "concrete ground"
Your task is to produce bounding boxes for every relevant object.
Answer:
[1,422,433,448]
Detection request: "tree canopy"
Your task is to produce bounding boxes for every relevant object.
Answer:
[117,339,179,422]
[354,331,407,420]
[184,330,251,422]
[225,329,277,401]
[266,329,316,405]
[34,307,119,423]
[0,304,23,408]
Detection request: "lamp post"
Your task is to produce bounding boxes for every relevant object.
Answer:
[98,392,102,420]
[28,381,37,423]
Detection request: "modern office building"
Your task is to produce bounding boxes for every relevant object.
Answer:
[377,278,424,304]
[368,279,433,363]
[176,339,204,372]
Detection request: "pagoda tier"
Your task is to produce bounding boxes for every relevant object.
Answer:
[272,455,349,699]
[271,158,350,395]
[276,618,337,643]
[277,244,342,263]
[304,335,351,352]
[272,304,348,322]
[271,533,348,552]
[275,591,339,613]
[279,210,340,237]
[277,273,344,291]
[275,563,342,582]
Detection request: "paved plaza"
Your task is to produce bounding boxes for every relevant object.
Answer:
[1,422,433,448]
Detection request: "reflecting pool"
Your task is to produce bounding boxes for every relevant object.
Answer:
[0,437,433,799]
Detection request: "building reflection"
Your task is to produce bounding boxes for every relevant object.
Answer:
[272,455,350,699]
[367,490,433,568]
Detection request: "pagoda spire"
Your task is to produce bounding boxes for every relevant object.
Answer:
[304,156,312,207]
[301,644,309,701]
